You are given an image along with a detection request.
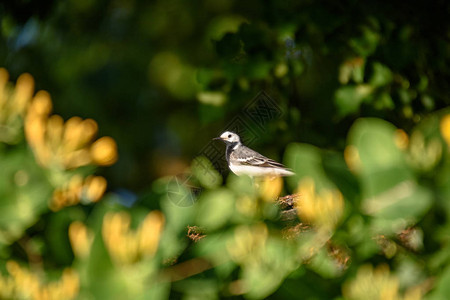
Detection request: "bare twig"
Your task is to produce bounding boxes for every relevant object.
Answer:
[160,257,213,282]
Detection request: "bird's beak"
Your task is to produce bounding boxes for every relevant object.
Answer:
[212,137,222,141]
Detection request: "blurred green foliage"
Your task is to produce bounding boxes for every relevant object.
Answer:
[1,0,450,299]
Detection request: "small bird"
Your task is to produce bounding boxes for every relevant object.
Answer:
[213,131,294,177]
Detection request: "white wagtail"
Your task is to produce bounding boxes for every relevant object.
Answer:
[213,131,294,177]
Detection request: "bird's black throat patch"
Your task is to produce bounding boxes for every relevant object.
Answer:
[225,142,239,164]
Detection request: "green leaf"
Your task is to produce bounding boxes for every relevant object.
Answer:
[196,188,235,230]
[307,247,343,278]
[428,265,450,300]
[241,237,298,299]
[369,62,393,87]
[0,148,52,245]
[284,143,337,192]
[348,118,432,232]
[334,85,373,117]
[192,156,222,189]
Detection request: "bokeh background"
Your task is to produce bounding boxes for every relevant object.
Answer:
[1,0,450,299]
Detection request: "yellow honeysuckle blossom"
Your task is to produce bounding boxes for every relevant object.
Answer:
[227,223,268,265]
[25,93,118,169]
[0,69,34,143]
[258,176,283,202]
[69,221,94,259]
[102,210,165,266]
[295,177,344,230]
[343,264,423,300]
[91,136,118,166]
[440,114,450,148]
[394,129,409,150]
[50,174,107,211]
[0,69,118,169]
[0,69,120,170]
[0,260,79,300]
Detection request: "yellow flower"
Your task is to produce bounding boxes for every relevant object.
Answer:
[296,177,344,230]
[28,90,53,116]
[343,264,400,300]
[0,67,9,95]
[102,211,165,266]
[90,136,118,166]
[0,261,79,300]
[0,69,35,143]
[23,83,118,170]
[83,175,107,202]
[394,129,409,150]
[227,223,268,265]
[63,117,98,153]
[50,175,107,211]
[12,72,35,116]
[69,221,94,259]
[440,114,450,148]
[258,176,283,202]
[137,211,165,257]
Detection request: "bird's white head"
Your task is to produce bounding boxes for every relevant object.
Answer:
[215,131,240,144]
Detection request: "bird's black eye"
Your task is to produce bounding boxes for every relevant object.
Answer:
[228,134,232,138]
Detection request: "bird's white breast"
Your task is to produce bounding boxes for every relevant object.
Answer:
[229,163,294,177]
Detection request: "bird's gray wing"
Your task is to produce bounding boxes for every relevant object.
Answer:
[234,146,288,169]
